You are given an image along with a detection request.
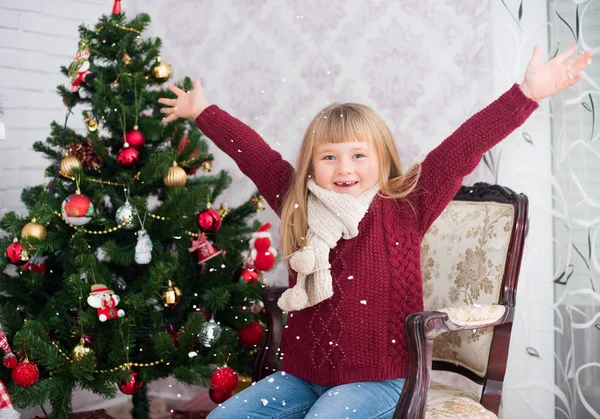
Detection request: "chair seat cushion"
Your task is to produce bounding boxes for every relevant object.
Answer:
[426,383,497,419]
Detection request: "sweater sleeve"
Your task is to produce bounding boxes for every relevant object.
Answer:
[195,105,295,215]
[403,84,539,234]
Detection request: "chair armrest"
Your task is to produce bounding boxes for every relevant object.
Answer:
[393,304,513,419]
[252,286,287,382]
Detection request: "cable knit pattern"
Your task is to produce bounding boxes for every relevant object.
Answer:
[195,84,538,386]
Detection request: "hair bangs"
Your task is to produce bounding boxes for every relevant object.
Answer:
[310,104,377,146]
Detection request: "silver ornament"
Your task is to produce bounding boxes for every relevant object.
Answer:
[199,318,222,347]
[115,200,137,230]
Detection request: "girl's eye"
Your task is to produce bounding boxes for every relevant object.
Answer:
[353,153,366,159]
[323,155,336,160]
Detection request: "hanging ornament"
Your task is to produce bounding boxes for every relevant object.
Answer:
[21,254,47,275]
[217,203,229,218]
[124,127,145,150]
[112,0,121,14]
[201,159,212,173]
[199,317,222,348]
[115,200,137,230]
[66,140,102,172]
[238,321,265,347]
[135,229,153,264]
[0,330,17,369]
[61,192,95,226]
[251,196,265,212]
[117,144,140,169]
[6,238,29,266]
[59,155,83,178]
[86,284,125,322]
[21,219,47,242]
[248,223,277,272]
[197,203,222,233]
[163,161,187,189]
[210,366,238,393]
[11,359,39,387]
[162,280,182,307]
[123,52,132,66]
[250,300,264,315]
[72,337,94,362]
[188,233,223,264]
[209,388,234,404]
[82,110,98,132]
[149,57,172,83]
[68,39,97,95]
[240,267,259,284]
[119,369,143,395]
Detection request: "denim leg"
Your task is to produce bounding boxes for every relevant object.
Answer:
[206,372,326,419]
[304,378,405,419]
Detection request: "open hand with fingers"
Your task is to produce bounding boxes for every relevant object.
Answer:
[520,44,592,102]
[158,78,210,123]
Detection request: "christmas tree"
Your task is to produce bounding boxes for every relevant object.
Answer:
[0,5,272,418]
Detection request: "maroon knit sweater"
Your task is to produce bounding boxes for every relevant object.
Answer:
[195,84,538,386]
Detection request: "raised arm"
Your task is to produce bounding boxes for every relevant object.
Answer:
[403,45,592,234]
[159,80,294,214]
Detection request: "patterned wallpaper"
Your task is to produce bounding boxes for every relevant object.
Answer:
[128,0,495,287]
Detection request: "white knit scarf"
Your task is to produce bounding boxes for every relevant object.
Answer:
[277,180,380,312]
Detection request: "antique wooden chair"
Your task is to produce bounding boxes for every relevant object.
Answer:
[252,183,528,419]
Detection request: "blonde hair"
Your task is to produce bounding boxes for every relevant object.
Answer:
[279,103,422,261]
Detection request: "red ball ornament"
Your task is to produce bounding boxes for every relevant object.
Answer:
[238,321,265,347]
[21,255,47,274]
[11,359,39,387]
[124,128,145,150]
[6,241,28,265]
[119,369,143,395]
[197,207,222,233]
[117,146,140,168]
[210,366,238,393]
[240,267,260,284]
[61,193,95,226]
[209,388,234,404]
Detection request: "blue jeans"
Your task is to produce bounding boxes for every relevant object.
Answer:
[206,372,405,419]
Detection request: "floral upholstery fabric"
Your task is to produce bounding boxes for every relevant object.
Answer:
[426,383,498,419]
[421,201,514,377]
[438,304,506,326]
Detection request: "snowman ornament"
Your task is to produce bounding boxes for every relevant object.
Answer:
[135,229,152,264]
[87,284,125,322]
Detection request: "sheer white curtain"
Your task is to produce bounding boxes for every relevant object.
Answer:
[549,0,600,418]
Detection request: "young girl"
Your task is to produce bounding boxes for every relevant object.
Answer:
[159,45,591,418]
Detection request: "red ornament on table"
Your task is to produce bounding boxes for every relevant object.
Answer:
[124,127,145,150]
[5,240,28,266]
[11,359,39,387]
[249,223,277,271]
[240,267,260,284]
[238,321,264,347]
[209,388,234,404]
[117,144,140,168]
[119,369,143,395]
[197,205,222,233]
[112,0,121,15]
[188,233,223,264]
[210,366,238,393]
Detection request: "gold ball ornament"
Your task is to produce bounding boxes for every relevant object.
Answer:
[22,219,47,241]
[234,375,253,394]
[162,280,182,306]
[217,203,229,218]
[59,155,83,178]
[150,58,172,83]
[163,161,187,189]
[72,338,94,362]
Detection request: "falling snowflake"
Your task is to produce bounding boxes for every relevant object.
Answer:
[268,377,275,383]
[360,300,367,305]
[261,399,269,406]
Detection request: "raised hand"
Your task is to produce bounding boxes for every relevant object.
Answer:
[520,44,592,102]
[158,78,210,123]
